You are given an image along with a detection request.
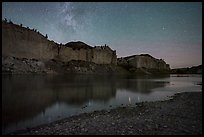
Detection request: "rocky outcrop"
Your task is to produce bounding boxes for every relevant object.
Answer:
[2,56,119,74]
[2,21,117,66]
[2,22,58,61]
[64,41,93,50]
[2,56,47,74]
[117,54,170,74]
[2,21,171,74]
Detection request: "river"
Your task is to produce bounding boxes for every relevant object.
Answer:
[2,74,202,134]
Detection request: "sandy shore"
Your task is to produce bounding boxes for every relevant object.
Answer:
[9,92,202,135]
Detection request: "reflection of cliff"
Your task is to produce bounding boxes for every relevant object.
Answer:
[2,74,169,126]
[2,75,57,126]
[2,75,117,126]
[116,79,169,93]
[55,76,117,104]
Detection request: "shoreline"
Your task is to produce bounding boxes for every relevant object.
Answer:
[8,92,202,135]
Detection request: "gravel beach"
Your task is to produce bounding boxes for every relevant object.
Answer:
[9,92,202,135]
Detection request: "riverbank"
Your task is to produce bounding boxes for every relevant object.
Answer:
[2,56,170,75]
[9,92,202,135]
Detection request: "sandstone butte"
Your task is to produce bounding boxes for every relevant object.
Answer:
[2,20,170,74]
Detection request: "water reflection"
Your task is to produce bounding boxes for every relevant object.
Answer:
[2,74,171,134]
[116,79,169,93]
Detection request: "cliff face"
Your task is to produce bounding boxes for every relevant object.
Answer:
[2,22,170,74]
[117,54,170,73]
[2,22,58,60]
[2,22,117,65]
[57,44,117,65]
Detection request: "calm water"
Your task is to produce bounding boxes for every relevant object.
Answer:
[2,74,202,134]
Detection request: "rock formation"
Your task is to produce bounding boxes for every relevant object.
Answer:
[2,21,117,65]
[2,21,170,74]
[117,54,170,74]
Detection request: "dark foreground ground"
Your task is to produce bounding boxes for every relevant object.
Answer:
[9,92,202,135]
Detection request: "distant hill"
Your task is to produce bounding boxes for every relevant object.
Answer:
[171,65,202,74]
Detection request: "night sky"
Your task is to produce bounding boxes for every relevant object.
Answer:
[2,2,202,68]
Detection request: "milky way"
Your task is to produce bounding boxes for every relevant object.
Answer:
[2,2,202,68]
